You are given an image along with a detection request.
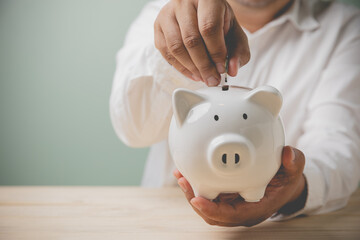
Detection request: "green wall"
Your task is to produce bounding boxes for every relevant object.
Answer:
[0,0,150,185]
[1,0,359,186]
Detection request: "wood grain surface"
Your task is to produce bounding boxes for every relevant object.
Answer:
[0,187,359,240]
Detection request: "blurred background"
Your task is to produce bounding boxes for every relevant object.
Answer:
[1,0,359,186]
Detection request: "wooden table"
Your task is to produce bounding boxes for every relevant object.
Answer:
[0,187,359,240]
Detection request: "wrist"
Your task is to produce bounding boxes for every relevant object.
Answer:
[278,174,308,215]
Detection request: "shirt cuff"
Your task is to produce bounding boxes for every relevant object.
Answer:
[269,159,325,221]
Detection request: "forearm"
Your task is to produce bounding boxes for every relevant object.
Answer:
[110,0,205,147]
[301,139,360,215]
[110,42,198,147]
[273,15,360,219]
[272,115,360,222]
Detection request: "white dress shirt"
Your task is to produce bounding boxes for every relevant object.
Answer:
[110,0,360,219]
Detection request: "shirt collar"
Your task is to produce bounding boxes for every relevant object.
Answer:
[244,0,321,38]
[286,0,320,32]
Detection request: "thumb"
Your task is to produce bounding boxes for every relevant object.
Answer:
[282,146,305,175]
[226,19,250,77]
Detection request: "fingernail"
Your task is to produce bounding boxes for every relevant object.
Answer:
[173,169,178,178]
[237,58,242,68]
[216,63,225,74]
[194,75,203,82]
[207,76,219,86]
[178,181,187,193]
[290,147,295,162]
[191,75,198,81]
[191,199,202,211]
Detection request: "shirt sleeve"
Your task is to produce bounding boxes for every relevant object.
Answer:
[271,12,360,221]
[109,0,203,148]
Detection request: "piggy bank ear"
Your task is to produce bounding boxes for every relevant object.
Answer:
[172,88,207,127]
[246,86,283,117]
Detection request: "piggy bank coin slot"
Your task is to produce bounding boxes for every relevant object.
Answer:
[222,85,229,91]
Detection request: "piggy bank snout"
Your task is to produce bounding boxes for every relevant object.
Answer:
[207,134,255,175]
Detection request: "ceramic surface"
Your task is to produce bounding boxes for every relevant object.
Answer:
[168,85,285,202]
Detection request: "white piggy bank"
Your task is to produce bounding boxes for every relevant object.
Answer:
[168,85,285,202]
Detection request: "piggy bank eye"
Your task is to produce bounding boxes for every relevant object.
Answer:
[243,113,248,120]
[214,115,219,121]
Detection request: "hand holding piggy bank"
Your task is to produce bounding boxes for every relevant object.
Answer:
[169,85,285,202]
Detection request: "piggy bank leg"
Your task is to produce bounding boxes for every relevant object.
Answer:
[240,187,266,202]
[193,187,219,200]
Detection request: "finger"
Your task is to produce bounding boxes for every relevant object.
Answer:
[161,14,203,81]
[176,176,237,226]
[173,169,183,179]
[177,177,195,201]
[226,19,250,76]
[216,193,241,203]
[177,177,221,225]
[176,2,221,86]
[155,29,198,81]
[198,0,227,74]
[282,146,305,175]
[190,196,241,223]
[192,197,271,227]
[177,179,247,227]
